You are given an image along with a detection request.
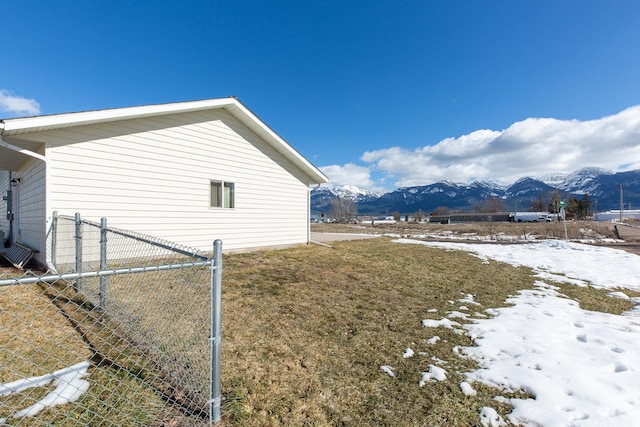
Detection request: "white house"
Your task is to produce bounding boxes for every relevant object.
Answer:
[0,97,328,266]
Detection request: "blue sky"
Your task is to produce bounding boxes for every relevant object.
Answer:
[2,1,640,192]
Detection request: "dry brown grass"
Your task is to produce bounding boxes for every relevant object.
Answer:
[2,231,635,425]
[0,265,197,425]
[219,237,638,425]
[312,220,619,241]
[0,283,91,382]
[219,238,540,425]
[552,283,640,314]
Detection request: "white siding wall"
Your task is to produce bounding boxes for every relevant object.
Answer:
[39,109,310,252]
[13,158,47,263]
[0,170,9,246]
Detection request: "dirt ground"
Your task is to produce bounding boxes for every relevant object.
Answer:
[311,221,640,256]
[597,223,640,256]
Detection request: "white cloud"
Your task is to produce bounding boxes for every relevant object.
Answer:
[319,163,385,192]
[358,105,640,189]
[0,89,41,116]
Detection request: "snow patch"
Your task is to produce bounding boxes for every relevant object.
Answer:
[0,361,90,421]
[402,348,415,358]
[422,318,460,328]
[478,406,506,427]
[397,238,640,426]
[419,365,447,386]
[426,336,441,345]
[379,365,395,378]
[609,291,630,300]
[460,381,477,396]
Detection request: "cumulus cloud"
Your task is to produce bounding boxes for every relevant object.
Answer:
[0,89,41,116]
[358,105,640,189]
[319,163,385,192]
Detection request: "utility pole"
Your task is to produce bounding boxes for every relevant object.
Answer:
[620,184,624,223]
[559,201,567,241]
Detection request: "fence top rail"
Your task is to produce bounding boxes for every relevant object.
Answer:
[0,260,215,287]
[56,214,209,261]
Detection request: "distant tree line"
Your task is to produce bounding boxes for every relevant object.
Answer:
[330,197,357,223]
[328,191,593,223]
[566,194,591,219]
[524,191,592,219]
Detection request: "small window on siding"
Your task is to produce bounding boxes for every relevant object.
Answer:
[210,181,235,208]
[224,182,234,208]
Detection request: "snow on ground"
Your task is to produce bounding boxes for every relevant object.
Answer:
[386,223,623,244]
[396,239,640,426]
[379,365,396,378]
[398,239,640,292]
[419,365,447,387]
[0,361,90,422]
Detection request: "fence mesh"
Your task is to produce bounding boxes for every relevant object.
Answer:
[0,214,220,426]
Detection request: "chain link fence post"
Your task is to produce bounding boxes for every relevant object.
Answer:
[99,217,107,308]
[210,239,223,424]
[50,210,58,268]
[74,212,83,292]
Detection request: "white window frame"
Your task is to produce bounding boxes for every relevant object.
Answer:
[210,180,235,209]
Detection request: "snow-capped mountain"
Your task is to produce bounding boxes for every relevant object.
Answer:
[536,172,569,188]
[310,185,380,212]
[539,167,613,192]
[311,168,640,215]
[322,184,381,200]
[505,177,557,199]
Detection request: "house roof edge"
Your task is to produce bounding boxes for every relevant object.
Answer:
[1,97,329,184]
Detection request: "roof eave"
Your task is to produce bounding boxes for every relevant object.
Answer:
[223,101,329,184]
[0,98,235,135]
[1,97,329,184]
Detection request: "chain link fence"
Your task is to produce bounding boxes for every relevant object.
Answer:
[0,213,222,426]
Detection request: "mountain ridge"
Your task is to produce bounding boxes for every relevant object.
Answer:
[312,167,639,215]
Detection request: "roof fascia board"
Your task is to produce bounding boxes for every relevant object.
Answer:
[0,98,233,135]
[224,100,328,184]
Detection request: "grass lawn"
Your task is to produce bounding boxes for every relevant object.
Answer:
[0,266,203,426]
[2,232,632,426]
[219,237,541,426]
